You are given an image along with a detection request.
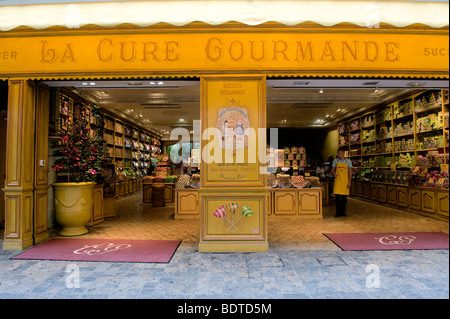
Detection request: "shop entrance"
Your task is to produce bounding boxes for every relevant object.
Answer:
[36,77,448,244]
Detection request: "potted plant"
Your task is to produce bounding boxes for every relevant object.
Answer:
[52,104,109,236]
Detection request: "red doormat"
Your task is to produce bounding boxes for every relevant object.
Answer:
[323,232,449,251]
[12,238,181,263]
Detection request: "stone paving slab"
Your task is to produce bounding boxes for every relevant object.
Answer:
[0,246,448,299]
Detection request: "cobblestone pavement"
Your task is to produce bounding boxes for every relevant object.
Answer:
[0,194,448,299]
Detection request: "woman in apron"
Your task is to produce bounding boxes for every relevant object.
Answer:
[331,147,353,217]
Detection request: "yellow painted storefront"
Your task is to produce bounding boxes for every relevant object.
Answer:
[0,19,448,251]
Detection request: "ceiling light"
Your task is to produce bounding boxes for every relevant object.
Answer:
[130,109,134,112]
[149,82,156,85]
[127,81,143,86]
[158,81,164,85]
[81,82,88,86]
[89,82,96,86]
[139,114,143,117]
[407,82,426,87]
[374,89,379,93]
[325,114,330,118]
[336,109,341,112]
[318,89,324,94]
[179,118,185,122]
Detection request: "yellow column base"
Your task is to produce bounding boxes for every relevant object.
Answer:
[199,241,269,253]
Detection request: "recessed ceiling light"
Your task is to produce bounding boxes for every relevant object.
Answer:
[139,114,143,117]
[130,109,135,112]
[336,109,341,112]
[374,89,379,93]
[407,82,426,87]
[89,82,96,86]
[318,89,324,94]
[179,118,185,122]
[158,81,164,85]
[325,114,330,118]
[149,82,156,85]
[81,82,88,86]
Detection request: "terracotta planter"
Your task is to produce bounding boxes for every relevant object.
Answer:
[52,182,96,236]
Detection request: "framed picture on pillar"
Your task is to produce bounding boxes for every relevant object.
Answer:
[200,75,267,188]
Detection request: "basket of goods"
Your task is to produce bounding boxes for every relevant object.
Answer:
[299,160,306,167]
[305,176,321,187]
[267,174,277,188]
[298,147,306,154]
[164,175,177,183]
[277,174,292,188]
[143,176,153,184]
[175,174,191,189]
[190,174,200,188]
[291,175,306,188]
[291,147,298,154]
[288,154,294,160]
[153,176,165,184]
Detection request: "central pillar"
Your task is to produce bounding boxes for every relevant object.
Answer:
[199,75,268,252]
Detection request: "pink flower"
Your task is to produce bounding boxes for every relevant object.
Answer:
[89,156,95,161]
[88,169,96,176]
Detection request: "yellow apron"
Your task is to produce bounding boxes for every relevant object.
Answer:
[333,161,350,195]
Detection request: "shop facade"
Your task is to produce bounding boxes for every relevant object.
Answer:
[0,1,448,251]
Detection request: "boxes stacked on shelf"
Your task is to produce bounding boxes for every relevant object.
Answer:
[394,138,414,152]
[376,140,392,154]
[414,91,442,112]
[393,99,413,119]
[362,113,375,127]
[395,153,415,168]
[362,129,375,142]
[281,146,306,167]
[393,121,414,136]
[416,113,443,132]
[377,126,392,139]
[417,135,444,151]
[362,144,376,155]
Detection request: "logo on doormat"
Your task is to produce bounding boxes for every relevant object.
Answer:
[375,235,416,245]
[213,203,254,232]
[73,243,132,255]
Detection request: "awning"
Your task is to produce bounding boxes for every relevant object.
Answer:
[0,0,448,32]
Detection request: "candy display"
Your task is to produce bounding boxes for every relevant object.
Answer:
[267,174,277,188]
[291,175,306,188]
[305,176,321,187]
[175,174,191,188]
[277,174,292,188]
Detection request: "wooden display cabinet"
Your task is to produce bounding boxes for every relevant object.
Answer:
[370,184,378,201]
[298,189,322,217]
[437,190,449,217]
[377,184,387,203]
[421,189,436,214]
[164,183,174,203]
[356,181,363,197]
[387,185,397,205]
[143,182,152,203]
[87,184,104,226]
[174,189,199,219]
[396,186,409,208]
[408,187,422,211]
[273,190,297,215]
[362,182,370,199]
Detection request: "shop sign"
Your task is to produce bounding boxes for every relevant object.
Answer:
[0,31,448,77]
